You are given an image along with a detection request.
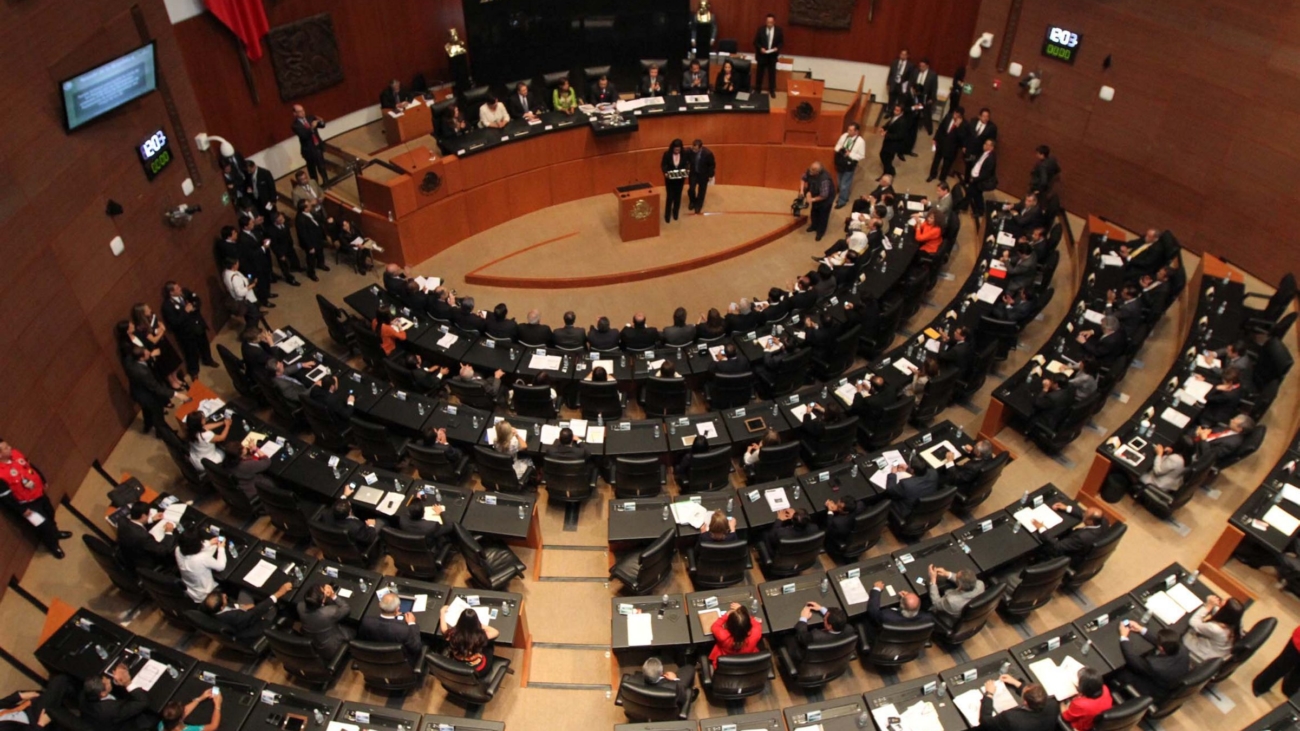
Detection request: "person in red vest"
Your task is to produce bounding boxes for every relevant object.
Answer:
[0,438,71,559]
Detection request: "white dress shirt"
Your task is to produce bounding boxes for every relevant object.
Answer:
[223,269,256,303]
[835,133,866,162]
[971,151,991,178]
[478,102,509,128]
[176,544,228,602]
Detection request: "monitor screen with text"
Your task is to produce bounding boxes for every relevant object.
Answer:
[61,43,157,131]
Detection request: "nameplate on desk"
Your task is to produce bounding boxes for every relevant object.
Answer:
[806,710,822,722]
[1096,614,1109,628]
[544,125,553,130]
[720,725,737,731]
[500,136,509,142]
[647,108,664,114]
[354,713,369,724]
[739,104,756,109]
[980,520,993,533]
[819,471,830,482]
[327,456,340,468]
[923,680,938,695]
[1046,637,1060,651]
[633,111,642,116]
[703,596,718,609]
[963,668,978,682]
[724,104,733,110]
[781,582,796,594]
[846,567,860,578]
[446,405,457,415]
[325,566,338,578]
[746,490,760,502]
[483,495,497,506]
[617,603,634,615]
[899,553,914,563]
[513,131,528,137]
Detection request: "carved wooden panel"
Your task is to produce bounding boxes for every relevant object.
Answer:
[789,0,858,30]
[267,13,345,102]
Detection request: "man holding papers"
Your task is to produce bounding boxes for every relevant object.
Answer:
[883,461,940,521]
[1113,622,1190,703]
[973,676,1058,731]
[117,502,176,572]
[1036,504,1108,566]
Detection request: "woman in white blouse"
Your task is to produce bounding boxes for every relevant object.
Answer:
[185,412,231,472]
[175,530,228,602]
[493,420,533,479]
[1183,594,1244,664]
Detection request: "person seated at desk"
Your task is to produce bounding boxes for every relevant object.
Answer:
[492,420,534,482]
[1183,594,1244,664]
[552,310,586,349]
[380,79,410,111]
[0,681,68,731]
[810,265,838,298]
[765,507,815,552]
[358,592,423,666]
[117,502,175,572]
[742,429,781,472]
[849,374,898,422]
[790,602,848,662]
[927,565,985,620]
[682,60,708,94]
[993,287,1034,324]
[184,412,231,473]
[1114,623,1190,704]
[80,666,157,731]
[842,294,881,337]
[159,691,223,731]
[913,209,944,257]
[232,441,276,501]
[802,312,841,356]
[620,312,660,350]
[708,603,763,667]
[937,326,975,378]
[714,60,743,96]
[974,676,1058,731]
[638,65,667,98]
[1002,243,1039,294]
[688,308,721,340]
[453,296,487,333]
[437,103,470,138]
[297,583,354,660]
[584,365,611,384]
[904,357,939,405]
[724,299,764,334]
[662,307,697,346]
[439,603,500,677]
[590,75,618,105]
[1194,367,1244,426]
[587,316,621,350]
[939,440,995,493]
[786,275,818,313]
[334,218,372,274]
[404,354,449,394]
[655,360,681,379]
[1062,667,1112,731]
[269,358,322,406]
[1076,315,1127,366]
[399,497,454,549]
[552,78,580,115]
[882,460,939,521]
[698,510,737,547]
[1201,341,1254,383]
[1191,414,1252,462]
[1035,504,1107,566]
[326,493,380,547]
[997,191,1047,238]
[1134,441,1189,496]
[866,581,933,634]
[797,399,844,441]
[824,495,864,544]
[484,302,518,340]
[506,82,542,121]
[477,96,509,129]
[1066,358,1098,403]
[517,309,553,346]
[637,657,696,705]
[201,581,293,642]
[1119,228,1169,278]
[308,376,355,431]
[548,427,589,461]
[1107,285,1146,340]
[372,309,407,356]
[673,435,714,484]
[175,530,227,603]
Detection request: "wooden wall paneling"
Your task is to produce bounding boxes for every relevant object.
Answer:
[465,178,516,236]
[548,159,597,205]
[506,167,555,221]
[588,153,641,197]
[712,145,767,188]
[763,146,835,190]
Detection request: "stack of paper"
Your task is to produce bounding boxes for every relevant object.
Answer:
[670,501,712,529]
[955,682,1018,725]
[627,613,654,646]
[1195,352,1219,369]
[1281,484,1300,505]
[834,381,858,405]
[1143,590,1188,625]
[586,426,606,444]
[1160,407,1192,429]
[529,353,562,371]
[1263,505,1300,536]
[257,440,282,458]
[422,507,444,523]
[327,722,360,731]
[789,404,812,422]
[764,488,791,512]
[892,357,919,375]
[244,560,279,589]
[149,503,188,541]
[1100,253,1124,267]
[1083,310,1105,324]
[839,576,870,604]
[127,659,170,692]
[996,231,1017,247]
[695,421,718,439]
[1029,655,1085,700]
[436,333,459,348]
[540,424,562,445]
[899,702,943,731]
[1013,504,1063,533]
[921,441,959,468]
[413,276,441,292]
[445,596,491,625]
[196,399,227,417]
[1166,583,1205,614]
[1182,379,1214,404]
[871,703,901,730]
[275,335,305,353]
[977,282,1004,303]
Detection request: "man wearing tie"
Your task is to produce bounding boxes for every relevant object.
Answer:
[963,107,998,179]
[591,75,618,104]
[879,49,912,125]
[910,58,939,137]
[833,123,867,209]
[877,104,908,177]
[682,60,708,94]
[638,64,666,98]
[687,139,716,214]
[241,159,276,215]
[967,138,998,217]
[661,139,690,223]
[928,106,966,182]
[291,104,328,184]
[753,14,783,97]
[506,82,540,121]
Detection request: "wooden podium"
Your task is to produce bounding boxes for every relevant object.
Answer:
[382,100,433,145]
[784,78,824,145]
[615,184,660,242]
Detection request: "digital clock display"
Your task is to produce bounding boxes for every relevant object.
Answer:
[1042,25,1081,64]
[137,128,173,180]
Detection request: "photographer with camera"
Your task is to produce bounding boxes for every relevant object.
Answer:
[798,162,835,242]
[833,124,866,209]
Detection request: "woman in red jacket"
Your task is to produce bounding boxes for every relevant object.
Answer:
[1061,667,1112,730]
[708,603,763,667]
[914,210,943,256]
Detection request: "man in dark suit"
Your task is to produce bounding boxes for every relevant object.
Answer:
[1114,625,1191,702]
[1199,369,1245,426]
[711,343,751,375]
[117,502,175,572]
[637,657,695,706]
[382,263,409,294]
[687,139,716,214]
[80,667,156,731]
[877,104,908,176]
[967,138,998,217]
[1078,315,1127,365]
[264,211,301,287]
[928,107,967,182]
[161,281,215,378]
[753,14,783,97]
[973,677,1059,731]
[291,104,328,184]
[1111,285,1147,341]
[357,592,424,666]
[884,49,914,121]
[324,495,378,550]
[201,581,293,642]
[1001,192,1047,238]
[848,375,897,423]
[553,311,587,349]
[516,310,553,346]
[1037,504,1108,565]
[883,461,939,521]
[823,496,863,545]
[483,303,518,340]
[940,440,996,493]
[724,299,763,334]
[1029,145,1061,195]
[864,582,933,644]
[397,498,455,549]
[294,199,329,281]
[789,601,848,662]
[297,583,354,660]
[124,346,180,436]
[428,288,456,321]
[965,108,998,160]
[590,76,618,104]
[681,60,708,94]
[1030,375,1073,432]
[638,65,667,98]
[910,59,939,136]
[1192,415,1251,463]
[505,82,542,120]
[993,288,1034,323]
[269,359,312,405]
[379,79,408,111]
[587,317,620,350]
[452,297,487,333]
[620,313,660,351]
[661,307,697,346]
[937,326,975,378]
[308,379,355,433]
[242,159,276,215]
[237,215,274,302]
[213,225,240,267]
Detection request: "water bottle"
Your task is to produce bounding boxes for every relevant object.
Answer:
[1217,300,1226,315]
[1081,639,1092,656]
[820,577,829,595]
[229,541,240,559]
[1000,661,1012,675]
[771,402,779,416]
[750,597,760,614]
[850,463,859,478]
[502,601,510,616]
[726,497,734,514]
[518,504,526,520]
[389,580,398,595]
[1185,570,1200,585]
[370,382,378,395]
[937,682,947,698]
[294,564,305,582]
[597,413,604,427]
[653,424,661,439]
[533,423,540,436]
[856,712,870,729]
[662,505,670,521]
[432,486,441,503]
[661,594,670,608]
[1012,520,1022,534]
[1021,490,1030,506]
[357,578,368,593]
[94,644,108,660]
[793,484,801,501]
[416,402,425,417]
[669,422,677,436]
[313,709,325,726]
[619,355,627,368]
[1139,609,1152,624]
[167,665,179,679]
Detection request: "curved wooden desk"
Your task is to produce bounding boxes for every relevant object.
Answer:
[341,89,864,270]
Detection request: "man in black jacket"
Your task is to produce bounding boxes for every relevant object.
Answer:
[638,657,695,706]
[753,14,783,97]
[379,79,408,111]
[116,502,175,572]
[0,676,73,731]
[940,440,995,493]
[878,104,909,176]
[883,462,939,521]
[161,281,215,378]
[357,592,424,666]
[823,496,863,545]
[553,311,587,349]
[80,666,156,731]
[517,310,553,347]
[620,313,660,351]
[453,297,487,334]
[264,211,301,287]
[1036,504,1108,566]
[124,347,182,435]
[325,495,378,550]
[505,82,542,121]
[638,65,667,98]
[710,344,751,375]
[687,139,716,214]
[1029,145,1061,195]
[1114,625,1191,702]
[789,601,847,662]
[297,583,354,660]
[974,677,1059,731]
[724,300,763,334]
[546,427,591,462]
[928,107,967,182]
[291,104,328,184]
[1030,375,1073,432]
[967,138,998,217]
[1077,315,1127,366]
[201,581,293,642]
[849,374,898,423]
[937,327,975,379]
[865,582,933,644]
[397,498,455,549]
[484,303,518,340]
[236,215,274,302]
[242,159,276,215]
[294,199,329,281]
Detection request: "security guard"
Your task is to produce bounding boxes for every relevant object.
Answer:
[0,438,71,559]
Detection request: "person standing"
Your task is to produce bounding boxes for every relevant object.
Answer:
[294,199,329,281]
[0,438,72,559]
[911,59,938,137]
[753,14,783,97]
[265,210,301,286]
[291,104,328,184]
[1254,625,1300,697]
[1029,144,1061,195]
[661,139,690,223]
[833,124,867,209]
[928,106,966,182]
[884,49,913,121]
[160,281,215,379]
[799,162,834,241]
[124,346,186,436]
[877,104,908,177]
[687,139,715,214]
[967,138,998,218]
[963,107,998,178]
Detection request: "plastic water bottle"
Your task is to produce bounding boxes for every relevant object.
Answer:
[792,484,801,501]
[1000,661,1012,675]
[502,601,511,616]
[937,682,947,698]
[1140,609,1152,624]
[1012,520,1022,534]
[1080,639,1092,656]
[1021,490,1030,506]
[167,665,179,679]
[653,424,661,439]
[313,709,325,726]
[856,712,870,729]
[661,594,670,608]
[229,542,240,559]
[726,497,734,514]
[750,597,760,614]
[1185,570,1200,585]
[518,504,526,520]
[94,645,108,660]
[662,505,670,521]
[597,413,604,427]
[820,577,829,595]
[357,578,368,593]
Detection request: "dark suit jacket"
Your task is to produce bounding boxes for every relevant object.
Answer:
[516,323,553,346]
[1030,156,1061,193]
[1200,384,1243,426]
[662,324,697,346]
[883,471,939,519]
[552,325,587,349]
[296,598,352,659]
[1118,639,1191,701]
[969,151,999,191]
[880,114,909,154]
[124,359,173,408]
[638,75,668,98]
[1196,431,1244,463]
[587,327,620,351]
[80,688,153,731]
[242,341,274,373]
[267,223,294,258]
[620,325,660,351]
[690,147,717,179]
[724,310,764,334]
[380,87,407,110]
[886,60,913,94]
[505,92,541,119]
[711,355,751,375]
[590,84,618,104]
[792,619,843,661]
[753,25,784,57]
[295,212,327,252]
[911,69,939,106]
[357,614,424,666]
[965,119,999,153]
[397,514,455,546]
[1082,330,1127,363]
[1041,511,1109,565]
[826,503,864,544]
[322,511,377,548]
[933,113,969,158]
[292,116,326,156]
[866,587,934,628]
[244,167,276,211]
[850,384,898,423]
[938,340,975,377]
[214,597,278,641]
[1032,387,1073,431]
[117,519,174,571]
[484,314,518,340]
[714,70,745,95]
[681,70,709,94]
[973,689,1060,731]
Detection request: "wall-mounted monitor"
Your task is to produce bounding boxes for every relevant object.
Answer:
[61,42,158,131]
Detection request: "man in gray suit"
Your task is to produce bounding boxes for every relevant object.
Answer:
[268,359,311,405]
[930,181,954,230]
[927,566,986,622]
[297,583,354,659]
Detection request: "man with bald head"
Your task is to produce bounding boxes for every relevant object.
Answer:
[383,263,407,293]
[620,312,660,351]
[800,161,835,241]
[291,104,328,184]
[1036,503,1109,567]
[517,309,552,347]
[1121,228,1170,278]
[356,592,423,666]
[865,581,934,645]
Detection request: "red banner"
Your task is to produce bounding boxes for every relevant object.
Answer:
[206,0,270,61]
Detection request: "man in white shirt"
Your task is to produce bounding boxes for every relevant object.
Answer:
[833,123,868,209]
[478,97,509,129]
[222,259,259,320]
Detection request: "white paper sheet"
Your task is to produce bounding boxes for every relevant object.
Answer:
[996,231,1016,247]
[955,682,1018,725]
[436,333,459,348]
[528,354,562,371]
[764,488,790,512]
[671,501,712,529]
[445,596,491,625]
[1282,484,1300,506]
[892,357,919,375]
[256,440,282,459]
[1182,379,1214,403]
[1012,504,1063,533]
[839,576,870,605]
[1100,254,1124,268]
[411,594,428,613]
[413,276,442,292]
[275,335,305,353]
[695,421,718,439]
[834,381,858,406]
[127,659,169,692]
[977,282,1004,303]
[921,441,959,468]
[627,612,654,646]
[327,722,360,731]
[244,559,278,588]
[586,426,606,444]
[1166,583,1204,614]
[1196,352,1219,370]
[906,200,926,212]
[422,507,444,523]
[1264,505,1300,536]
[540,424,562,445]
[1029,655,1084,700]
[376,492,405,516]
[1083,310,1105,324]
[789,404,811,422]
[899,701,944,731]
[871,704,901,730]
[1160,407,1192,429]
[1144,590,1187,625]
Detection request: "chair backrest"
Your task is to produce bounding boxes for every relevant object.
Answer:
[1147,658,1221,719]
[816,325,862,376]
[83,535,139,593]
[632,529,677,592]
[542,70,571,89]
[613,456,664,498]
[639,58,668,74]
[452,523,495,589]
[382,358,421,394]
[203,459,259,515]
[955,340,999,402]
[911,367,960,424]
[706,371,755,409]
[956,451,1010,511]
[617,674,683,722]
[751,441,800,482]
[1213,617,1277,684]
[350,323,388,372]
[137,567,197,627]
[1221,425,1267,468]
[682,446,733,492]
[710,651,772,699]
[315,295,356,351]
[461,86,491,123]
[543,457,596,502]
[426,652,496,703]
[863,399,913,450]
[474,445,529,492]
[689,538,749,588]
[643,376,689,416]
[381,527,444,580]
[1256,337,1293,388]
[216,344,259,401]
[805,415,860,463]
[1002,556,1071,617]
[1065,522,1127,584]
[184,609,257,654]
[867,620,936,667]
[1262,273,1297,320]
[348,640,423,691]
[681,57,710,75]
[308,520,371,566]
[1269,310,1297,340]
[582,65,612,90]
[160,430,208,487]
[763,348,813,396]
[792,633,858,687]
[299,396,352,452]
[350,415,405,467]
[1091,696,1153,731]
[513,383,558,419]
[938,583,1004,645]
[727,56,752,83]
[767,530,827,575]
[894,487,958,539]
[266,628,337,685]
[255,482,313,538]
[829,499,890,558]
[448,378,497,411]
[578,379,624,419]
[406,442,467,484]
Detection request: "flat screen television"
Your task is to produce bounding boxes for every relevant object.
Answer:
[60,42,157,131]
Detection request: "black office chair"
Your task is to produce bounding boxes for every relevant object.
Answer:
[255,483,313,539]
[202,459,261,516]
[474,445,535,492]
[299,396,352,452]
[825,499,890,561]
[681,57,710,77]
[461,86,491,125]
[775,633,858,689]
[542,70,571,90]
[953,340,998,402]
[1210,617,1276,685]
[756,530,826,578]
[430,98,457,133]
[453,523,526,590]
[950,452,1010,513]
[888,487,958,541]
[699,651,773,701]
[746,442,800,483]
[678,446,734,493]
[612,456,667,498]
[406,442,472,485]
[136,567,198,630]
[1061,522,1127,589]
[184,609,272,658]
[350,323,389,373]
[316,295,358,355]
[382,357,424,395]
[308,520,381,568]
[582,65,612,94]
[727,57,752,89]
[348,640,428,693]
[976,315,1021,362]
[1030,392,1101,455]
[216,344,262,403]
[348,415,409,470]
[265,628,347,689]
[704,371,755,410]
[1243,272,1295,335]
[639,58,669,74]
[856,398,914,450]
[427,652,512,704]
[543,456,599,504]
[800,416,860,469]
[933,583,1004,646]
[996,556,1071,621]
[812,326,861,380]
[1136,451,1214,520]
[577,379,625,420]
[513,383,560,419]
[447,378,498,411]
[1141,658,1221,720]
[1214,425,1267,470]
[504,76,536,99]
[159,427,210,489]
[1087,697,1153,731]
[614,672,695,722]
[381,527,453,581]
[610,528,675,594]
[685,538,750,589]
[641,376,690,416]
[83,535,142,595]
[910,368,960,426]
[858,620,936,669]
[755,348,812,398]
